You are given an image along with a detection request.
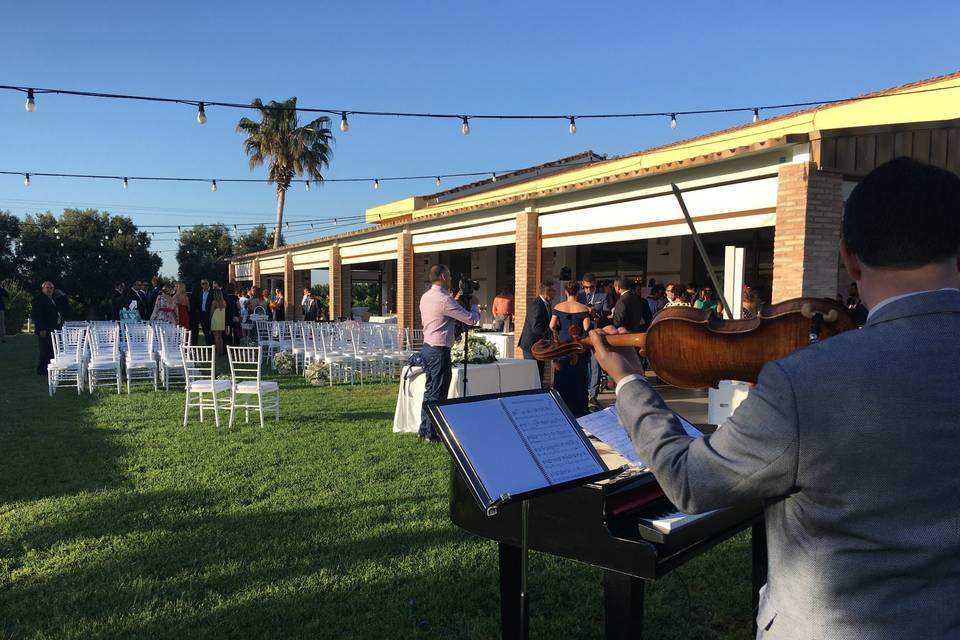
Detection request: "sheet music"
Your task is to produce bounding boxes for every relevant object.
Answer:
[577,407,642,466]
[499,394,605,484]
[577,407,705,468]
[439,399,550,500]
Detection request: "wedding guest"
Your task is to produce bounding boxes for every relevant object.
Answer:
[611,277,652,333]
[128,280,150,320]
[146,276,162,319]
[150,284,178,325]
[111,282,127,321]
[664,282,689,308]
[303,291,320,321]
[209,288,226,355]
[31,281,60,375]
[518,280,556,379]
[694,286,720,315]
[846,282,868,325]
[272,287,286,321]
[173,282,191,330]
[491,288,515,331]
[549,281,592,416]
[190,279,212,345]
[225,283,240,345]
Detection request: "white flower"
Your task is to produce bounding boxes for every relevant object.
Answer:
[304,360,329,386]
[451,334,498,364]
[273,351,295,375]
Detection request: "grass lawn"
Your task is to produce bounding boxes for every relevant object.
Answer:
[0,334,754,639]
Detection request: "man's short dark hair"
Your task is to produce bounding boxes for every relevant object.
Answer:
[428,264,450,283]
[613,277,627,290]
[843,157,960,268]
[537,280,554,295]
[582,272,596,283]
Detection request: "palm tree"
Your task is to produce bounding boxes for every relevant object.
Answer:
[237,97,333,249]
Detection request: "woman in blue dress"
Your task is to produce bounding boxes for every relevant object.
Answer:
[549,281,593,417]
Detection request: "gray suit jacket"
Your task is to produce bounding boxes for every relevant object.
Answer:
[617,289,960,639]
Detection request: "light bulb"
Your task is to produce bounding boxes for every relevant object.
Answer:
[99,241,103,247]
[305,180,311,192]
[285,222,290,229]
[60,242,64,247]
[25,89,36,113]
[752,108,760,123]
[670,113,677,129]
[24,173,30,187]
[374,179,379,190]
[491,172,497,182]
[128,253,132,258]
[54,227,59,234]
[461,116,470,136]
[310,223,314,229]
[211,179,217,192]
[340,112,349,133]
[176,226,181,233]
[568,116,576,135]
[233,224,238,233]
[117,229,123,235]
[123,177,129,190]
[436,176,441,187]
[197,102,207,125]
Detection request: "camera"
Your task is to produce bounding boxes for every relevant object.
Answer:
[457,274,479,299]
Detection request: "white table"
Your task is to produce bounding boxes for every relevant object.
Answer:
[392,358,542,433]
[479,332,515,359]
[368,315,398,324]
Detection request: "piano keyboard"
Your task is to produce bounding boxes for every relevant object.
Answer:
[635,506,718,544]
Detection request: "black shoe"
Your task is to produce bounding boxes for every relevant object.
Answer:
[418,434,441,444]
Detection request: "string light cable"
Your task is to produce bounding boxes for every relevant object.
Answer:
[5,81,959,129]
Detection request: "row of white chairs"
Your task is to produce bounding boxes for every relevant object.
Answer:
[253,321,420,385]
[182,345,279,429]
[48,323,190,395]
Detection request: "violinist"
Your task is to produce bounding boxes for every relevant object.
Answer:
[591,157,960,638]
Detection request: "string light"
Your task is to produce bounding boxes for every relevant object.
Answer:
[461,116,470,136]
[197,102,207,125]
[670,113,677,129]
[491,172,497,182]
[211,179,217,192]
[339,112,349,132]
[435,176,441,187]
[568,116,576,135]
[24,173,30,187]
[176,225,181,233]
[285,222,290,229]
[305,180,311,192]
[233,224,238,233]
[373,179,379,190]
[123,177,128,190]
[25,89,36,112]
[752,107,760,123]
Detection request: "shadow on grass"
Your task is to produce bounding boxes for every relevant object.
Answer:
[0,337,128,503]
[0,487,508,639]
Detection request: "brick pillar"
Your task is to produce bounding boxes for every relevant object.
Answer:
[283,253,295,319]
[772,163,844,302]
[514,207,539,357]
[251,258,261,290]
[329,245,342,320]
[228,261,236,285]
[396,232,414,342]
[413,251,438,330]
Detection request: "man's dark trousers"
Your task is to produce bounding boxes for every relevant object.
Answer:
[36,333,54,375]
[587,351,602,402]
[419,344,452,440]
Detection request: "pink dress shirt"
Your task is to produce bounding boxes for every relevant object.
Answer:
[419,284,480,347]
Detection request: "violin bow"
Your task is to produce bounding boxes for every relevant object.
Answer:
[670,183,735,320]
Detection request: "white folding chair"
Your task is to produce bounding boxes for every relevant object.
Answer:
[227,346,280,429]
[318,325,353,385]
[255,320,279,364]
[158,326,189,390]
[48,328,85,395]
[87,325,122,394]
[124,324,158,393]
[349,326,384,384]
[181,345,231,427]
[300,323,323,375]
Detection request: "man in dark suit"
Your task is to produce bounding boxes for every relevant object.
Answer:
[611,277,652,332]
[111,282,127,321]
[31,281,61,375]
[303,291,320,321]
[592,157,960,638]
[146,276,162,319]
[127,280,150,320]
[190,279,212,345]
[518,280,556,379]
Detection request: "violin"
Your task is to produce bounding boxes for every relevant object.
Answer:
[530,297,858,389]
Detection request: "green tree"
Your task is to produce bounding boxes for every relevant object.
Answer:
[234,224,283,256]
[177,224,233,288]
[236,97,333,249]
[17,209,160,318]
[0,212,21,281]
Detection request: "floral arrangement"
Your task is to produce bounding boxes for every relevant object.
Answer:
[451,334,498,365]
[273,350,295,375]
[304,360,330,386]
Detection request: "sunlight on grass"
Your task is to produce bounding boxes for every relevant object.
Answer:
[0,335,752,639]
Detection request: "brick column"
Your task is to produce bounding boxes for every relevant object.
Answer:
[283,253,295,319]
[772,163,844,302]
[329,245,342,320]
[396,231,414,342]
[228,261,236,285]
[251,258,261,290]
[514,207,539,357]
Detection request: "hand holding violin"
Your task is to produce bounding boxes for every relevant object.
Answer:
[589,326,645,385]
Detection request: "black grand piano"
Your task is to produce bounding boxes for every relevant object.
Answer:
[450,456,765,639]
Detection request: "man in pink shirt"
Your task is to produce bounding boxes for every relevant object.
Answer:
[418,264,480,442]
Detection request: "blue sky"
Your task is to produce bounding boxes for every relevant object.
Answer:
[2,0,958,277]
